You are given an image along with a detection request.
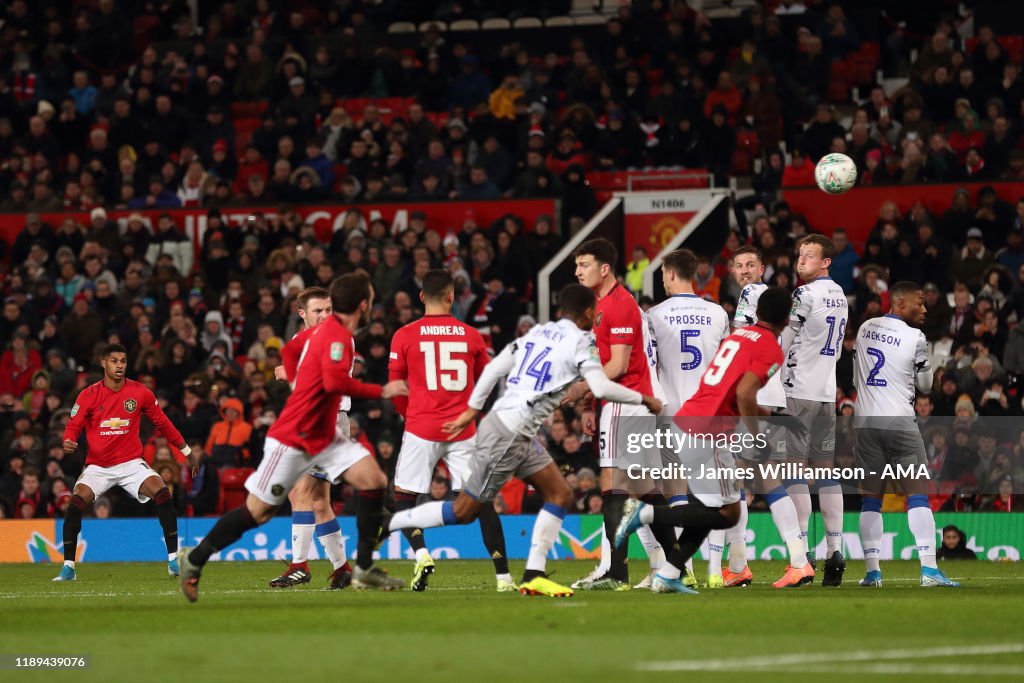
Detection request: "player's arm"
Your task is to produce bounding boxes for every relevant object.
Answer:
[604,344,631,380]
[387,331,410,415]
[736,371,767,439]
[583,368,661,414]
[603,305,639,380]
[277,333,305,383]
[914,332,933,393]
[323,341,406,399]
[780,288,809,355]
[62,389,90,453]
[443,341,516,437]
[141,389,192,458]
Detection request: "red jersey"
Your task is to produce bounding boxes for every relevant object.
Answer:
[594,283,653,396]
[283,326,353,413]
[676,323,782,433]
[388,313,490,441]
[64,379,185,468]
[269,315,382,455]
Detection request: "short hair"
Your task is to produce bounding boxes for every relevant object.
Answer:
[573,237,618,268]
[558,283,597,318]
[890,281,922,302]
[296,286,330,310]
[422,269,454,300]
[101,343,127,358]
[798,234,836,260]
[330,272,372,314]
[662,249,698,280]
[733,245,762,262]
[21,465,40,480]
[756,287,791,326]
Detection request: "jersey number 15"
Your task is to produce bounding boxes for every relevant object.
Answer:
[419,341,468,391]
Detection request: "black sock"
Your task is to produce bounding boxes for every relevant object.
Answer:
[356,489,385,571]
[522,568,545,582]
[641,492,679,555]
[394,491,427,553]
[63,495,86,563]
[667,525,713,572]
[602,491,629,582]
[652,499,733,530]
[477,503,509,575]
[188,505,258,568]
[154,488,178,555]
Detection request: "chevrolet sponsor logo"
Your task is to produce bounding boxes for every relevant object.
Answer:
[99,418,131,429]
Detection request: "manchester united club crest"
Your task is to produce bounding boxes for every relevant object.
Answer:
[595,311,603,328]
[124,398,138,413]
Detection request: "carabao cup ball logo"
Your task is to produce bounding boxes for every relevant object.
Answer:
[814,153,857,195]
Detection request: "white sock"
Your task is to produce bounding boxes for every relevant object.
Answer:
[860,510,882,573]
[819,481,844,555]
[769,488,806,568]
[291,512,315,564]
[64,560,75,569]
[638,504,655,525]
[496,573,513,584]
[908,497,938,569]
[596,525,611,574]
[786,481,811,555]
[637,525,663,570]
[316,519,348,570]
[525,504,566,574]
[726,497,748,573]
[414,547,430,562]
[660,562,682,580]
[389,501,449,530]
[167,552,176,562]
[707,529,725,575]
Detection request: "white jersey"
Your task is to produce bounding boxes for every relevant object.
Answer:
[782,276,848,403]
[854,315,930,421]
[647,294,729,410]
[733,282,787,408]
[489,319,603,437]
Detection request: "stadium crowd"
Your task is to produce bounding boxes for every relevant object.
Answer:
[0,1,1022,519]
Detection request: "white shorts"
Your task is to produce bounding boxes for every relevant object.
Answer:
[311,412,352,481]
[756,372,787,409]
[76,459,159,503]
[599,401,652,469]
[247,436,371,506]
[682,439,742,508]
[394,432,474,493]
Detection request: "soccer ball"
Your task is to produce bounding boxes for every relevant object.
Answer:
[814,153,858,195]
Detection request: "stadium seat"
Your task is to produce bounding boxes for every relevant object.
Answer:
[482,18,512,30]
[513,17,543,29]
[573,14,609,26]
[388,21,417,33]
[450,19,480,31]
[231,102,268,119]
[217,467,255,514]
[418,21,447,32]
[998,35,1024,63]
[544,16,575,27]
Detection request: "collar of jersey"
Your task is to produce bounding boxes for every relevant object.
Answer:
[812,275,833,282]
[884,314,903,321]
[670,293,699,298]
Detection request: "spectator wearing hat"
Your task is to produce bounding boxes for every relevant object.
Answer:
[951,227,995,291]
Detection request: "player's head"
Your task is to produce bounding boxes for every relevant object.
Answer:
[296,286,331,328]
[100,343,128,381]
[330,272,374,324]
[732,246,764,287]
[661,249,697,295]
[574,238,617,291]
[755,286,790,334]
[420,269,455,311]
[558,283,598,329]
[795,234,835,281]
[890,281,926,325]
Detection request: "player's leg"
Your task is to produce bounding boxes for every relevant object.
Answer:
[137,473,181,575]
[340,452,404,590]
[310,480,351,589]
[393,432,438,565]
[662,480,697,588]
[812,404,845,586]
[781,398,814,563]
[178,438,309,602]
[54,481,96,581]
[517,462,575,597]
[269,477,317,587]
[451,437,513,588]
[722,489,752,586]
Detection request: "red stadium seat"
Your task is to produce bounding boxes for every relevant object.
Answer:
[997,35,1024,63]
[231,102,268,119]
[217,467,254,513]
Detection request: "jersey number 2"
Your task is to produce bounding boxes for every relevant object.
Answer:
[419,341,468,391]
[704,339,740,386]
[865,347,887,387]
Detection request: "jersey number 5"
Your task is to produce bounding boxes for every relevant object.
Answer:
[703,339,741,386]
[419,341,468,391]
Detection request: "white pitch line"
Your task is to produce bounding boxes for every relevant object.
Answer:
[795,663,1024,676]
[636,643,1024,672]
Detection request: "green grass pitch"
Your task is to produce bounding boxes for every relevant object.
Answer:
[2,560,1022,683]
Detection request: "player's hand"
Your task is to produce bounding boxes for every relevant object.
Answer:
[641,395,663,416]
[62,439,77,453]
[381,379,409,399]
[274,365,288,381]
[582,410,597,436]
[561,381,589,405]
[442,408,479,439]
